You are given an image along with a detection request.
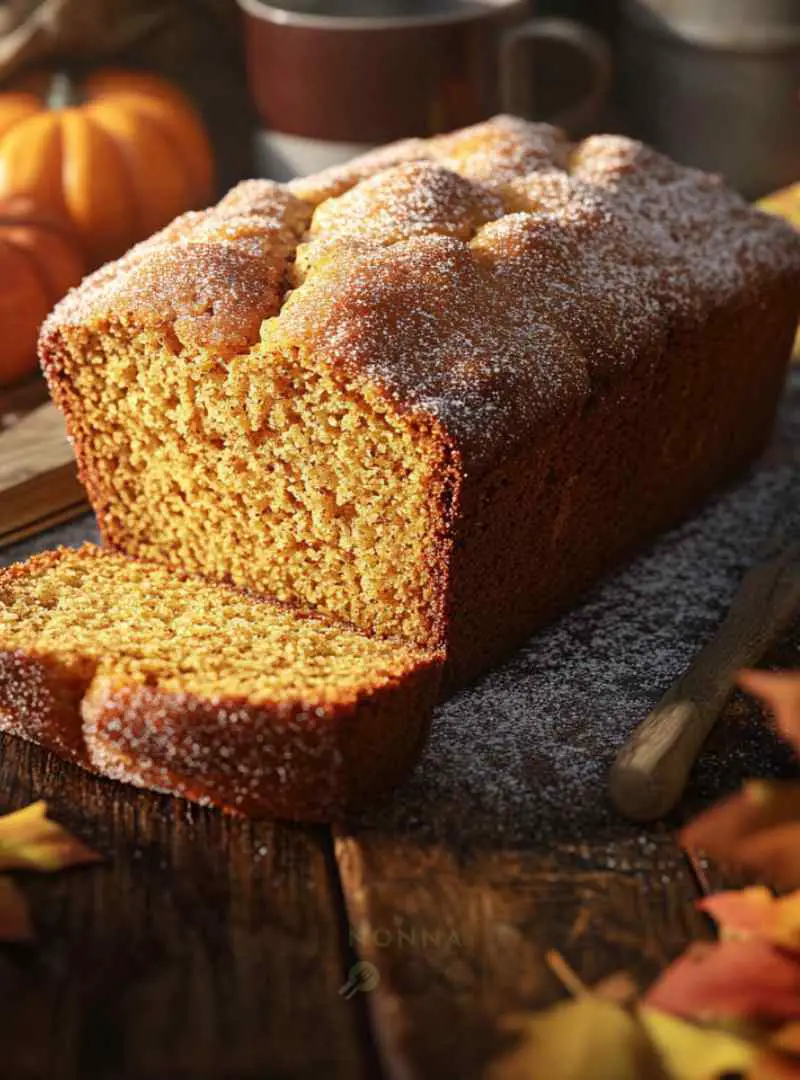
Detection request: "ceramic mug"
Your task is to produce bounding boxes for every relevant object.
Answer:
[621,0,800,198]
[237,0,612,180]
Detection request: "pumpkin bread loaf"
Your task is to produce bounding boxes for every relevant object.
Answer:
[40,116,800,691]
[0,545,441,819]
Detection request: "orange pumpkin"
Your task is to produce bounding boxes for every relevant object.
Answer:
[0,70,214,267]
[0,196,85,387]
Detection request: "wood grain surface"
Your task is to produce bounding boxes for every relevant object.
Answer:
[334,620,800,1080]
[0,738,375,1080]
[334,832,708,1080]
[0,388,86,548]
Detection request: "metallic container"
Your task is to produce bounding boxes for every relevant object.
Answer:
[621,0,800,197]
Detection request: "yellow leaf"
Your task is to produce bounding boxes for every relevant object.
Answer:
[758,184,800,228]
[756,190,800,362]
[0,801,99,873]
[640,1007,756,1080]
[490,996,668,1080]
[0,877,33,942]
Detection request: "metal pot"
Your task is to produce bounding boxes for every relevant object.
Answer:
[621,0,800,197]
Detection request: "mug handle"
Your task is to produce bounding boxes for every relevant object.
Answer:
[500,17,613,134]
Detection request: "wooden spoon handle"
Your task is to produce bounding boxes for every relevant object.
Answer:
[609,542,800,822]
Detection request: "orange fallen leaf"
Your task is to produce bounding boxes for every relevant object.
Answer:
[0,801,99,873]
[644,939,800,1025]
[739,671,800,756]
[753,1053,800,1080]
[770,1022,800,1056]
[681,781,800,890]
[0,877,33,942]
[699,887,800,951]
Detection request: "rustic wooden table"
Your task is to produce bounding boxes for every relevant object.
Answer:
[0,378,798,1080]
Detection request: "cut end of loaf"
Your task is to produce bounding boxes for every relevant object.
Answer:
[0,545,442,819]
[42,321,455,649]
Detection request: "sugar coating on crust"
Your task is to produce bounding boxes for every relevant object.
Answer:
[43,115,800,475]
[45,180,313,358]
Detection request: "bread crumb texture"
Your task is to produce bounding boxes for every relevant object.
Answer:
[0,545,432,700]
[0,546,440,818]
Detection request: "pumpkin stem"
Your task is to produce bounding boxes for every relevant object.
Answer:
[47,71,80,110]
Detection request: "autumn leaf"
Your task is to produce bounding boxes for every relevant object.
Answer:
[699,887,800,951]
[680,670,800,888]
[739,671,800,757]
[771,1022,800,1055]
[490,996,668,1080]
[753,1052,800,1080]
[0,801,99,873]
[645,939,800,1025]
[681,781,800,890]
[639,1006,756,1080]
[0,877,33,942]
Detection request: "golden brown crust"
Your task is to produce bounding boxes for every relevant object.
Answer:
[0,649,94,765]
[81,666,435,820]
[42,181,313,359]
[443,276,799,689]
[41,114,800,476]
[0,656,437,820]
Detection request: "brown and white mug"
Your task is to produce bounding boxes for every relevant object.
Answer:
[237,0,612,179]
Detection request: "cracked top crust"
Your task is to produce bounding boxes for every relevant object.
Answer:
[42,115,800,475]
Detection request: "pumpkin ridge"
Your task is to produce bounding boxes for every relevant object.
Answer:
[99,92,213,206]
[87,102,191,240]
[0,235,49,385]
[6,221,82,304]
[0,97,41,143]
[0,112,66,215]
[61,110,138,264]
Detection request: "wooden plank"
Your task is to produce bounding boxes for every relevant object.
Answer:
[0,403,87,548]
[337,643,800,1080]
[0,737,373,1080]
[335,832,707,1080]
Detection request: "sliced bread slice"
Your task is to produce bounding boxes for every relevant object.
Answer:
[0,545,441,820]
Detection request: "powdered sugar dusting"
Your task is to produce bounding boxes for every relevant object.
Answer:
[274,119,800,473]
[352,372,800,847]
[44,116,800,473]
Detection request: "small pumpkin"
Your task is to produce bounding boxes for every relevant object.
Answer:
[0,196,84,387]
[0,70,215,267]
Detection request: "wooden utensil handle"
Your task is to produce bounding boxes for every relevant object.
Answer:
[609,542,800,822]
